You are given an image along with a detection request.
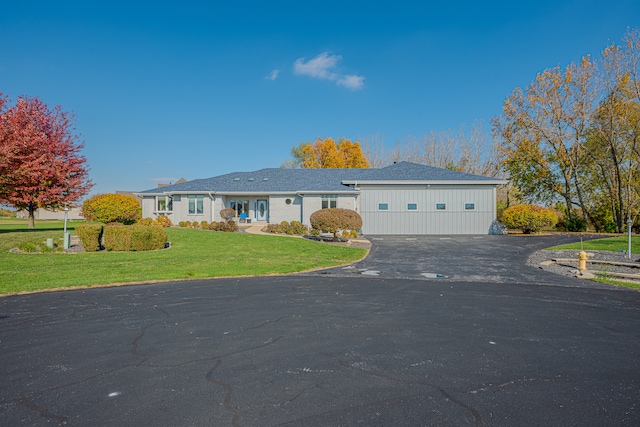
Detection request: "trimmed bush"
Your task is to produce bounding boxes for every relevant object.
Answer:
[501,204,558,234]
[77,224,104,252]
[137,218,154,226]
[265,220,309,235]
[82,194,141,224]
[153,215,172,228]
[208,221,237,232]
[310,208,363,239]
[103,224,168,251]
[220,208,236,221]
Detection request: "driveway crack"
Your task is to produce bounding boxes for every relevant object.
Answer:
[332,355,485,426]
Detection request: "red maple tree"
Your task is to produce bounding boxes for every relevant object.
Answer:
[0,94,93,228]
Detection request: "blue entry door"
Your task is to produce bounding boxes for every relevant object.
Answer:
[256,199,268,221]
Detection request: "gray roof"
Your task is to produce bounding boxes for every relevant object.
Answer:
[138,162,504,194]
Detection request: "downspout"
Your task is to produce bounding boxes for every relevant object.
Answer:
[208,192,216,221]
[298,193,305,224]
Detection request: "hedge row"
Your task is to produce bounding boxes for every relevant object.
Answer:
[177,220,238,232]
[77,224,168,252]
[76,224,104,252]
[265,221,309,235]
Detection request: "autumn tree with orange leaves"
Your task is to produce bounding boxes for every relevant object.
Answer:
[283,137,369,168]
[493,28,640,231]
[0,94,93,228]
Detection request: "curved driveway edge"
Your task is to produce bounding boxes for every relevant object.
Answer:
[1,233,638,426]
[305,234,618,288]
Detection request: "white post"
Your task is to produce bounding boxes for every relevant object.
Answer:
[628,219,633,259]
[63,207,68,234]
[63,207,70,250]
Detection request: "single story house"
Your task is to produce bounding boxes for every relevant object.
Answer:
[136,161,507,235]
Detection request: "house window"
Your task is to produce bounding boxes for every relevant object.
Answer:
[407,203,418,211]
[230,200,249,216]
[436,203,446,211]
[188,195,204,215]
[378,203,389,211]
[321,195,337,209]
[156,195,173,212]
[464,203,476,211]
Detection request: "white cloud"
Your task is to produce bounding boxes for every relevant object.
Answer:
[294,52,341,80]
[337,74,365,90]
[293,52,365,90]
[266,69,280,81]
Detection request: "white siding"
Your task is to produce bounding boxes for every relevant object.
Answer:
[300,194,358,226]
[269,195,302,224]
[359,185,496,235]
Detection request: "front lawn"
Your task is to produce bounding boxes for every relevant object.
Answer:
[0,219,367,295]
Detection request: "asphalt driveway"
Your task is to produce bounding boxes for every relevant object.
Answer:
[309,233,607,285]
[1,234,639,426]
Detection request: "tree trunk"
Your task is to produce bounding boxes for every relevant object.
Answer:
[28,203,36,229]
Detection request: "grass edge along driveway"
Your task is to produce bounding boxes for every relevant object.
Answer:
[0,221,367,295]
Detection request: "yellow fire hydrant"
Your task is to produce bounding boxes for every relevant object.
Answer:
[577,250,589,271]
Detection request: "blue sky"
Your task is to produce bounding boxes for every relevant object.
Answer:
[2,1,639,195]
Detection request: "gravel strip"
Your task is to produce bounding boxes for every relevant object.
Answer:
[528,249,640,279]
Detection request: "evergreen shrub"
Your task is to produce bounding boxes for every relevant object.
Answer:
[103,224,168,251]
[77,224,104,252]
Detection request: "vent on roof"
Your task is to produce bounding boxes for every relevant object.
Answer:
[234,178,240,181]
[263,178,269,181]
[248,178,254,182]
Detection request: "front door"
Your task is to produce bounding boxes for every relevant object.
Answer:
[256,199,268,221]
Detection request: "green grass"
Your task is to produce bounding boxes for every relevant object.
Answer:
[548,235,640,290]
[547,235,640,253]
[0,219,367,295]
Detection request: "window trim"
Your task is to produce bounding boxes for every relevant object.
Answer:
[156,195,173,212]
[321,194,337,209]
[435,203,446,211]
[464,202,476,211]
[407,203,418,211]
[378,203,389,211]
[188,195,204,215]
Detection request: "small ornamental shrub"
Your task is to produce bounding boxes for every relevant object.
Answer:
[153,215,172,228]
[201,220,208,229]
[310,208,363,240]
[501,204,558,234]
[220,208,236,221]
[77,224,104,251]
[265,223,281,233]
[222,221,238,232]
[82,194,141,224]
[137,218,154,226]
[603,221,617,233]
[208,221,238,232]
[265,221,309,235]
[564,217,588,232]
[103,224,168,251]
